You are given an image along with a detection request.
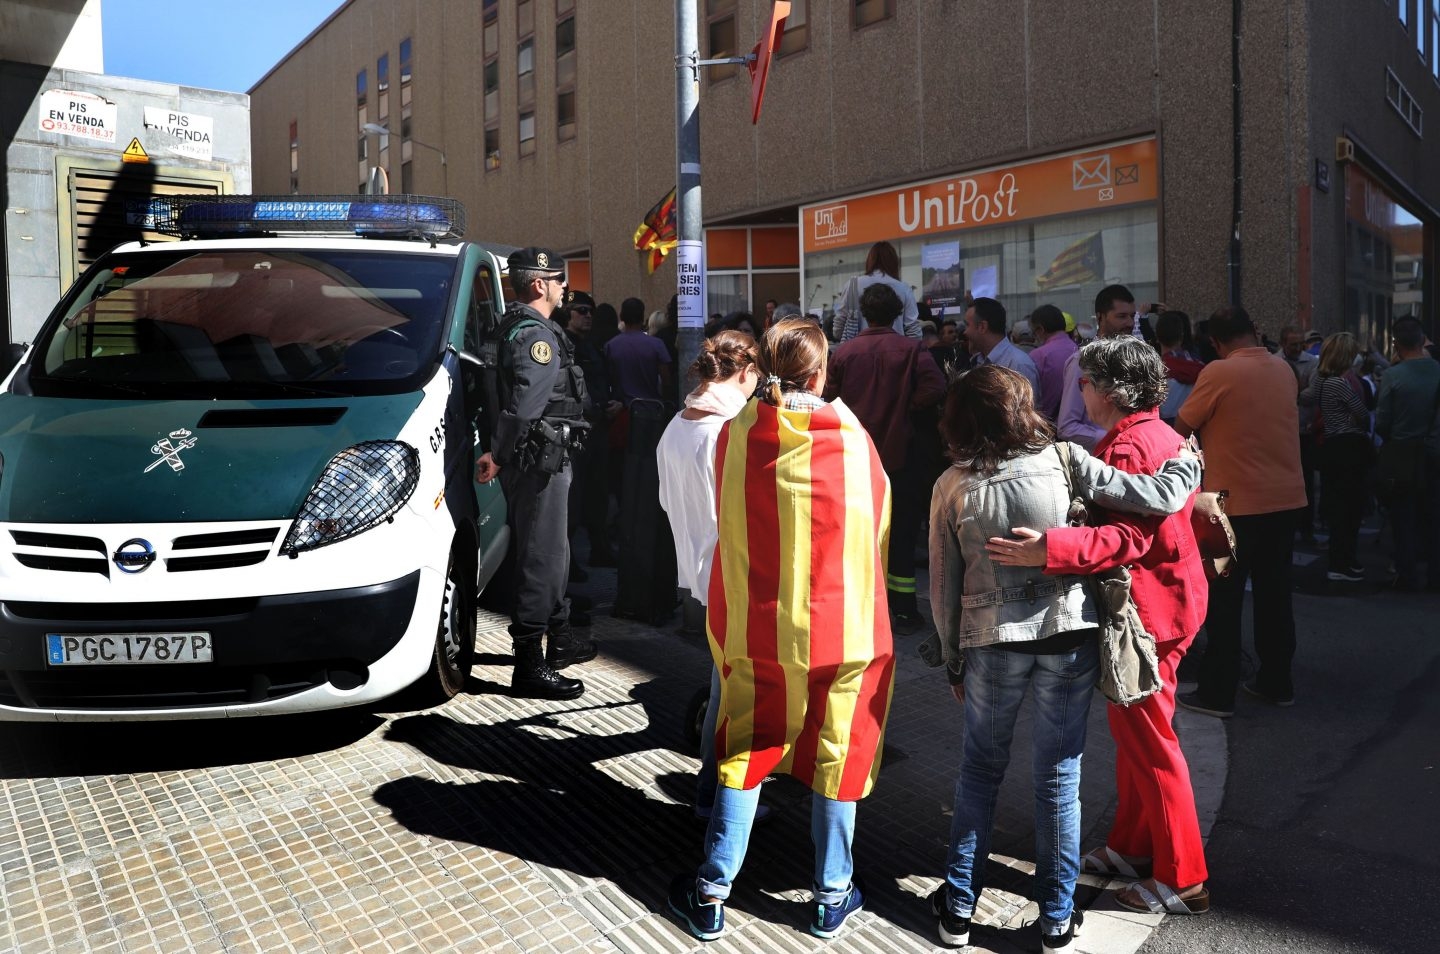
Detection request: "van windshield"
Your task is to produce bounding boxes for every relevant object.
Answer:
[29,248,457,399]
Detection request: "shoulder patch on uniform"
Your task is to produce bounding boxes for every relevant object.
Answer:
[531,340,554,364]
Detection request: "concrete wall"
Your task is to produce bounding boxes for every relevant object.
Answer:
[248,0,1438,336]
[2,65,250,341]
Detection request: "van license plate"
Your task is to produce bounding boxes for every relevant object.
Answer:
[45,633,213,666]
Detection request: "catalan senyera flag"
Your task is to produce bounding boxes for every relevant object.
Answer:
[707,397,894,801]
[1036,231,1105,289]
[632,187,678,273]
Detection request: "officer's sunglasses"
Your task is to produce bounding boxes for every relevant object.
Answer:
[571,306,593,315]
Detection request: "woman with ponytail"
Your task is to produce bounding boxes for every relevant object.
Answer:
[667,318,892,941]
[656,330,765,822]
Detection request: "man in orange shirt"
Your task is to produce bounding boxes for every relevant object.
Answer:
[1174,306,1307,717]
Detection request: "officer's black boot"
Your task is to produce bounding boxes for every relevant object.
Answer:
[546,628,597,670]
[512,639,584,700]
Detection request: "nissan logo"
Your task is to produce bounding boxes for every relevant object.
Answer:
[113,538,156,574]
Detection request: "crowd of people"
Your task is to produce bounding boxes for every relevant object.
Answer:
[487,243,1439,947]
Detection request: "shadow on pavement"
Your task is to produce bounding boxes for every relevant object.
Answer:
[0,708,385,778]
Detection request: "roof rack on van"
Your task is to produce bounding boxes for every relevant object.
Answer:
[148,194,467,241]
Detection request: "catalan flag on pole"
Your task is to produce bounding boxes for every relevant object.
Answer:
[707,397,895,801]
[632,187,678,273]
[1035,231,1105,289]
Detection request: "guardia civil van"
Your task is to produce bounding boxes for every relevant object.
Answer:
[0,195,514,720]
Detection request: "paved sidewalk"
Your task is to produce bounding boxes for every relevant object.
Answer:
[0,575,1225,954]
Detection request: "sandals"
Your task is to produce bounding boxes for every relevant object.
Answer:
[1079,846,1152,881]
[1115,880,1210,916]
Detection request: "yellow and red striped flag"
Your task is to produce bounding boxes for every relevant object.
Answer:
[632,187,678,273]
[1036,231,1105,289]
[707,397,894,801]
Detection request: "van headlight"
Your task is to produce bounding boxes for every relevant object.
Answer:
[282,441,420,555]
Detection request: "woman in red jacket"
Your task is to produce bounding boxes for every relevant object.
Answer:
[987,336,1211,916]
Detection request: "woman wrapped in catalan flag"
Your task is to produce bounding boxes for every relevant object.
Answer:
[668,318,893,942]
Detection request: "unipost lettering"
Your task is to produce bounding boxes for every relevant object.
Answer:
[898,172,1020,233]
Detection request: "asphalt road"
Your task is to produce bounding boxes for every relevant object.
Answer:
[1142,548,1440,954]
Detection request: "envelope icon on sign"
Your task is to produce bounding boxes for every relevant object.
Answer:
[1115,163,1140,186]
[1073,156,1111,190]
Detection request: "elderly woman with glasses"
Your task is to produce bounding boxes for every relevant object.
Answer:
[987,336,1212,917]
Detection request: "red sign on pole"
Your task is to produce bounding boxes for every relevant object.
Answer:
[748,1,791,124]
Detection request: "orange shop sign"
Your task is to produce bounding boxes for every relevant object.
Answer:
[801,137,1158,253]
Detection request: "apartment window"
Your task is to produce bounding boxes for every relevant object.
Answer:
[518,0,536,124]
[778,0,808,56]
[483,2,500,171]
[519,110,536,157]
[402,161,413,195]
[1401,0,1410,28]
[356,68,367,185]
[707,0,738,82]
[517,0,534,37]
[289,119,299,194]
[400,37,413,146]
[1386,67,1424,136]
[557,10,576,141]
[377,53,390,174]
[1432,0,1440,81]
[854,0,893,28]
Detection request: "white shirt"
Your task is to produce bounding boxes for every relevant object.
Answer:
[656,412,728,605]
[836,271,921,341]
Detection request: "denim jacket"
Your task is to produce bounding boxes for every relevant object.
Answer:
[929,444,1200,677]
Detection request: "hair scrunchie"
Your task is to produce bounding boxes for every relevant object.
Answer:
[765,374,782,387]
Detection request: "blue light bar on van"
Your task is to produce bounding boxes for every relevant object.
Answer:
[147,194,467,240]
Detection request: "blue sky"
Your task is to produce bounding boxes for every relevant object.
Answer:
[102,0,342,93]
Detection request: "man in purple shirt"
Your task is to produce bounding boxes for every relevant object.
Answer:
[1057,284,1137,449]
[604,297,674,406]
[826,283,946,632]
[1028,304,1078,421]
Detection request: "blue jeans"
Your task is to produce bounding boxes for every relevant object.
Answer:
[942,639,1098,934]
[696,667,722,811]
[697,786,856,905]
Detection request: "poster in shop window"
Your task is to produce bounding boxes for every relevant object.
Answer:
[921,240,963,309]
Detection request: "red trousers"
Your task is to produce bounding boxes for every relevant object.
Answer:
[1105,634,1209,888]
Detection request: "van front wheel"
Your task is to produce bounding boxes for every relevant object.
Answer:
[416,550,476,706]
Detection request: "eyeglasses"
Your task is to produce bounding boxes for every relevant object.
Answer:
[571,306,592,315]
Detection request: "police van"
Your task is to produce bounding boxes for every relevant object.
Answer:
[0,195,516,721]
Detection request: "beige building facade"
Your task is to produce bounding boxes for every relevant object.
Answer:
[249,0,1439,340]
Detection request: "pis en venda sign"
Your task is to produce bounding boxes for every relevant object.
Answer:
[38,90,118,144]
[144,106,215,161]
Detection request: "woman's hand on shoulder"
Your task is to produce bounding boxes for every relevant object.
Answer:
[985,527,1047,566]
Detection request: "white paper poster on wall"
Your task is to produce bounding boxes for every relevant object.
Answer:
[38,89,118,144]
[676,240,706,330]
[143,106,215,161]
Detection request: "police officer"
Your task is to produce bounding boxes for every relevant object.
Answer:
[475,248,595,700]
[559,289,620,571]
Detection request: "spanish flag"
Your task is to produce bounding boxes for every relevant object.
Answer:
[1036,231,1105,289]
[633,187,678,273]
[707,397,894,801]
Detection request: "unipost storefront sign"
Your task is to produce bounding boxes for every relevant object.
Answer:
[801,137,1159,253]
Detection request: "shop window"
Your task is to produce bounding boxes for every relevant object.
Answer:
[854,0,893,29]
[707,0,738,82]
[557,13,576,141]
[519,110,536,157]
[779,0,808,56]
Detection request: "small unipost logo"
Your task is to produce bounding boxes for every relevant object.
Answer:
[813,204,849,241]
[145,428,198,474]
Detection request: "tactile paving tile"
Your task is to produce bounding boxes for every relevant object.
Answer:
[0,575,1128,953]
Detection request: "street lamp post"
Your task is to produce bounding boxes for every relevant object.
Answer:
[361,123,448,196]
